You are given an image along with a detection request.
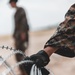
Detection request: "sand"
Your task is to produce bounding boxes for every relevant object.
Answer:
[0,28,75,75]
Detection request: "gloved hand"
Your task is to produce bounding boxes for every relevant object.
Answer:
[29,50,50,67]
[22,51,50,75]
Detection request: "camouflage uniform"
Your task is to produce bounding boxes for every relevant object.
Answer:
[13,7,29,61]
[44,4,75,57]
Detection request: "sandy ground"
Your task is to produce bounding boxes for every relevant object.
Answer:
[0,28,75,75]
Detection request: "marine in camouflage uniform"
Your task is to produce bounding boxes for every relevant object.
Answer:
[44,4,75,57]
[9,0,29,75]
[14,7,29,61]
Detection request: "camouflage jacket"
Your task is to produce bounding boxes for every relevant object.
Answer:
[44,4,75,57]
[13,7,29,38]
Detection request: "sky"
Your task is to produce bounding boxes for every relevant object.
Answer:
[0,0,75,35]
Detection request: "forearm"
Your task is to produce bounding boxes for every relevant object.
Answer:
[44,46,58,57]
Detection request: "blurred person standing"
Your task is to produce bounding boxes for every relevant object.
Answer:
[9,0,29,75]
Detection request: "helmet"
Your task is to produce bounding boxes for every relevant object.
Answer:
[9,0,18,3]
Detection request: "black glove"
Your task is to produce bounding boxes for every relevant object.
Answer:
[22,56,50,75]
[29,50,50,67]
[20,57,33,75]
[22,50,50,75]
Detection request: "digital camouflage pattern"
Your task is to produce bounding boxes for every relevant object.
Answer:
[45,4,75,54]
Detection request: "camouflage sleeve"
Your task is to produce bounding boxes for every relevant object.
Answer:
[44,19,75,51]
[65,4,75,20]
[44,4,75,49]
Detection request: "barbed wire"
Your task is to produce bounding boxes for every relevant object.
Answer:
[0,45,27,75]
[0,45,26,64]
